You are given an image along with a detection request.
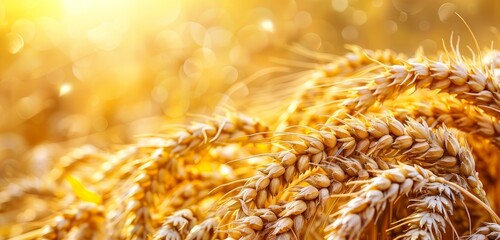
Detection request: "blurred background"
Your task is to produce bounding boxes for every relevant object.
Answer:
[0,0,499,179]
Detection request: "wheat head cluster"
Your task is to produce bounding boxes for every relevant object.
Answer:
[1,38,500,240]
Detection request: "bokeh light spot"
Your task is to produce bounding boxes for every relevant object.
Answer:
[439,3,457,23]
[385,20,398,33]
[260,19,274,32]
[59,83,72,96]
[6,32,24,54]
[342,26,358,40]
[352,10,367,26]
[294,11,312,29]
[12,19,36,44]
[332,0,349,12]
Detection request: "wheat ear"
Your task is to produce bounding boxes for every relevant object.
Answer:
[343,57,500,117]
[39,202,104,240]
[109,113,268,239]
[227,115,487,220]
[153,209,197,240]
[469,223,500,239]
[325,164,482,240]
[280,46,404,129]
[394,181,462,240]
[382,91,500,147]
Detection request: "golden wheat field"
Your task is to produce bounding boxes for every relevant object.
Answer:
[0,0,499,239]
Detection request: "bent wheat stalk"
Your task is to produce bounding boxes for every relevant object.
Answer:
[343,56,500,117]
[3,42,500,240]
[382,90,500,147]
[109,113,269,239]
[223,115,488,239]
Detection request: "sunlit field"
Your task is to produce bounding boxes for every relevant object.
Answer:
[0,0,499,239]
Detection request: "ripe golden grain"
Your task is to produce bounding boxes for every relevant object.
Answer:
[1,44,500,240]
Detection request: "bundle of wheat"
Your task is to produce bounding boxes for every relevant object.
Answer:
[0,42,498,240]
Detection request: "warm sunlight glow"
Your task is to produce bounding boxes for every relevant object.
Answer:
[1,0,499,239]
[260,19,274,32]
[59,83,73,96]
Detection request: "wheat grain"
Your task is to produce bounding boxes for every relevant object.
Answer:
[469,223,500,239]
[325,164,470,240]
[226,114,487,226]
[185,217,219,240]
[395,182,461,240]
[343,56,500,117]
[102,112,270,239]
[250,172,344,239]
[154,209,197,240]
[39,202,104,240]
[3,36,500,240]
[380,91,500,147]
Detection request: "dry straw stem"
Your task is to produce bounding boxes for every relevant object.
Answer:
[342,55,500,117]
